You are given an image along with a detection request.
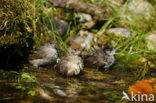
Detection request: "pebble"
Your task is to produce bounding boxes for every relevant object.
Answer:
[71,31,94,49]
[146,31,156,51]
[53,89,67,97]
[106,28,131,37]
[77,13,92,22]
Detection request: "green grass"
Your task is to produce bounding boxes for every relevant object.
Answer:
[25,0,70,55]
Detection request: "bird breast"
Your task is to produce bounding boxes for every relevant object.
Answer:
[59,55,83,76]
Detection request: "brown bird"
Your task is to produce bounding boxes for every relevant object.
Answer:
[83,45,117,69]
[28,40,58,68]
[58,43,84,76]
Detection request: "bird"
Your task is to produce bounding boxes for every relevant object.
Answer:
[58,43,84,76]
[83,45,117,69]
[28,40,58,68]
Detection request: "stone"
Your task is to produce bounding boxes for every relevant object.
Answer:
[106,28,131,37]
[46,18,68,36]
[70,31,94,50]
[146,31,156,51]
[77,13,92,22]
[53,89,67,97]
[120,0,154,21]
[53,19,68,35]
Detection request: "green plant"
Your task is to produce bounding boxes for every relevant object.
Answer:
[21,73,36,82]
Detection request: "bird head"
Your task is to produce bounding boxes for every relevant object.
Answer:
[68,43,82,55]
[47,40,57,47]
[102,45,117,56]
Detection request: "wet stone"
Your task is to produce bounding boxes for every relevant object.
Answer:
[53,89,67,97]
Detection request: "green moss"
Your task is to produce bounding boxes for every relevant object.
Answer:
[0,0,31,46]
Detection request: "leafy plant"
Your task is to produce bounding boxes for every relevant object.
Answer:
[21,73,36,82]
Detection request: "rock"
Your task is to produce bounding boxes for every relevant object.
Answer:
[46,18,68,36]
[0,0,34,69]
[84,19,97,29]
[70,31,94,50]
[54,19,68,35]
[53,89,67,97]
[106,28,131,37]
[120,0,154,21]
[77,13,92,22]
[146,31,156,51]
[36,87,53,100]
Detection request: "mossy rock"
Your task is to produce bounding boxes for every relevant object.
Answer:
[0,0,30,45]
[0,0,34,69]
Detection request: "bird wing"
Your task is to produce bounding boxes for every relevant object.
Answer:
[83,56,98,68]
[84,54,108,69]
[28,47,47,60]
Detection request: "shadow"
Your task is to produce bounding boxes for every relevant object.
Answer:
[0,37,34,70]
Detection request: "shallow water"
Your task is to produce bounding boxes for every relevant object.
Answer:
[0,63,155,103]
